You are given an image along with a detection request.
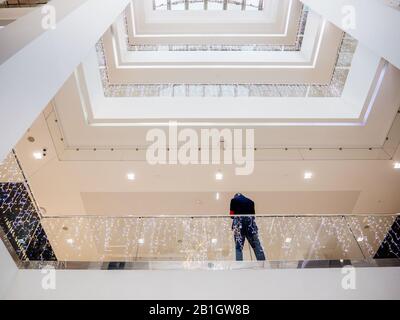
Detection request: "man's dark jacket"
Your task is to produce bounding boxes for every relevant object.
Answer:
[230,194,258,233]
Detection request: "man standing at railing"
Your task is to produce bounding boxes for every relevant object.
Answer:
[230,193,266,261]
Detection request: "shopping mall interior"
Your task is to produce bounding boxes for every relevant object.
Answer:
[0,0,400,299]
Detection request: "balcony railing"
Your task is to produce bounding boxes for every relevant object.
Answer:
[37,214,399,263]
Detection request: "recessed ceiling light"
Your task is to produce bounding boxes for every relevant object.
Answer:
[138,238,145,244]
[216,192,220,200]
[211,238,218,244]
[215,172,223,180]
[304,172,313,180]
[357,236,364,242]
[394,162,400,169]
[127,173,136,180]
[33,152,43,160]
[66,238,74,245]
[285,237,292,243]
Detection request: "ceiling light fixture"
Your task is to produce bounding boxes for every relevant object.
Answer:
[285,238,292,243]
[394,162,400,169]
[357,236,364,242]
[215,172,223,181]
[138,238,145,244]
[304,172,313,180]
[33,152,43,160]
[211,238,218,244]
[66,239,74,245]
[216,192,220,200]
[127,172,136,181]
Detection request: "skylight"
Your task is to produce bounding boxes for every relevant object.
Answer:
[153,0,264,11]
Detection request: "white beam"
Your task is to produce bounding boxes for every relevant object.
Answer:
[301,0,400,69]
[0,0,130,161]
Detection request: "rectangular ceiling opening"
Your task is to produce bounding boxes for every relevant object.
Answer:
[153,0,264,11]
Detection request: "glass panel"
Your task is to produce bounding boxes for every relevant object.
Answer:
[32,215,400,263]
[346,215,398,258]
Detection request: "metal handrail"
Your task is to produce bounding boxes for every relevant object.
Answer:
[41,213,400,219]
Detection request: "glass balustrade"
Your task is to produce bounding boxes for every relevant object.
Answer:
[36,214,399,264]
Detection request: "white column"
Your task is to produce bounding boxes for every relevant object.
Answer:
[0,0,130,161]
[301,0,400,69]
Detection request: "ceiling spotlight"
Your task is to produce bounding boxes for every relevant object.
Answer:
[304,172,313,180]
[33,152,43,160]
[211,238,218,244]
[216,192,220,200]
[66,239,74,245]
[138,238,145,244]
[215,172,223,181]
[285,237,292,243]
[127,173,136,181]
[394,162,400,169]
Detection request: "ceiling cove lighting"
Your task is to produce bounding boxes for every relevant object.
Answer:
[33,152,43,160]
[215,172,223,181]
[127,172,136,180]
[394,162,400,169]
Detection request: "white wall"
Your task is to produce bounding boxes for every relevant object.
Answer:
[1,233,400,299]
[2,263,400,300]
[0,240,17,299]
